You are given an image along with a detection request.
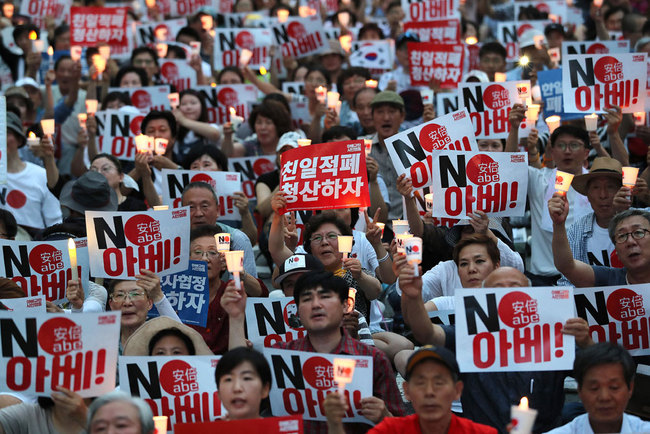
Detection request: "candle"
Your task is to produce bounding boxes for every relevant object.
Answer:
[70,45,82,61]
[85,99,98,115]
[277,9,289,22]
[92,55,106,78]
[154,138,168,156]
[327,91,340,109]
[396,233,413,254]
[633,112,646,126]
[135,134,153,154]
[215,233,231,251]
[201,15,213,30]
[365,79,378,88]
[376,222,385,236]
[68,238,78,282]
[404,236,423,276]
[99,46,110,60]
[239,48,253,66]
[554,170,574,195]
[465,36,478,45]
[32,39,45,53]
[47,46,54,70]
[346,288,356,313]
[392,220,410,235]
[27,131,39,149]
[41,119,55,136]
[494,72,507,82]
[155,43,168,58]
[526,104,540,122]
[297,139,311,147]
[145,0,155,7]
[224,250,244,289]
[259,66,268,76]
[228,107,244,130]
[425,193,433,212]
[315,86,327,104]
[337,235,353,259]
[545,115,561,134]
[168,92,179,109]
[364,139,372,156]
[334,100,342,115]
[153,416,168,434]
[584,113,598,131]
[593,0,603,7]
[420,89,434,105]
[190,41,201,57]
[510,397,538,434]
[339,35,352,53]
[333,358,356,394]
[77,113,87,130]
[153,205,169,210]
[516,83,530,102]
[622,167,639,188]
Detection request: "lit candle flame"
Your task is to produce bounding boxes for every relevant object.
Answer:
[260,66,268,75]
[211,82,217,87]
[47,46,53,56]
[28,31,37,40]
[28,131,36,138]
[465,36,478,45]
[519,397,529,410]
[229,107,236,116]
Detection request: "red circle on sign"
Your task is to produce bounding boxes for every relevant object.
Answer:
[253,158,275,176]
[131,90,152,110]
[594,56,623,84]
[418,123,450,152]
[6,190,26,208]
[287,22,307,40]
[587,43,609,54]
[610,250,623,268]
[124,214,162,246]
[235,31,254,49]
[38,317,82,355]
[218,88,238,107]
[29,244,65,275]
[606,288,643,321]
[482,84,511,110]
[283,300,303,330]
[303,356,334,390]
[498,291,537,328]
[536,3,550,13]
[130,115,145,135]
[517,24,533,37]
[153,25,169,41]
[160,360,198,396]
[466,154,499,186]
[161,62,179,81]
[190,173,216,188]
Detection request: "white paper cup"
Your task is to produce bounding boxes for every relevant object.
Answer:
[396,233,413,254]
[420,89,434,105]
[510,406,538,434]
[425,193,433,212]
[584,113,598,131]
[554,170,574,195]
[392,220,409,235]
[622,167,639,188]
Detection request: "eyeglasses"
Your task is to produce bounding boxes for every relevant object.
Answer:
[554,142,584,152]
[90,165,117,174]
[310,232,340,244]
[614,229,650,244]
[110,291,146,303]
[191,249,219,259]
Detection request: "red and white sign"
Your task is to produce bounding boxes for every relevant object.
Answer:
[407,42,464,89]
[228,156,276,200]
[194,84,257,125]
[0,296,46,312]
[135,19,188,45]
[70,7,127,47]
[0,239,89,304]
[85,208,191,279]
[496,20,550,62]
[455,287,575,372]
[458,80,531,139]
[213,28,273,70]
[158,59,197,92]
[386,109,478,189]
[245,297,306,349]
[574,284,650,356]
[280,140,370,212]
[430,151,528,217]
[96,110,146,161]
[404,19,461,44]
[264,348,372,422]
[176,416,303,434]
[20,0,69,29]
[167,0,213,18]
[160,169,242,221]
[271,17,328,59]
[0,311,120,397]
[402,0,460,22]
[562,53,647,114]
[561,40,630,62]
[106,86,172,113]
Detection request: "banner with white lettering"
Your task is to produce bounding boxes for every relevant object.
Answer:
[496,21,550,62]
[430,151,528,217]
[0,239,89,304]
[213,28,273,70]
[264,348,373,422]
[407,42,464,88]
[270,17,327,59]
[0,296,46,312]
[135,19,188,45]
[227,156,276,202]
[119,355,224,431]
[96,110,146,161]
[107,86,172,113]
[175,416,303,434]
[537,69,583,121]
[349,40,395,70]
[574,284,650,356]
[245,297,306,349]
[0,311,120,396]
[455,287,575,372]
[560,40,629,61]
[159,59,197,92]
[458,80,531,139]
[385,109,478,189]
[402,0,460,22]
[70,7,127,47]
[85,208,190,279]
[562,53,647,113]
[404,19,461,43]
[194,84,258,125]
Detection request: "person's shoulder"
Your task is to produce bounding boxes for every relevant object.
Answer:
[451,413,498,433]
[368,414,419,433]
[23,161,45,174]
[624,413,650,431]
[542,413,586,434]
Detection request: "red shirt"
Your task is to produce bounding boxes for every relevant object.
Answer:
[369,413,498,433]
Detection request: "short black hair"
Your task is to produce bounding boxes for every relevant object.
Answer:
[54,55,72,71]
[113,66,149,87]
[305,64,332,87]
[293,270,349,306]
[101,91,132,110]
[148,328,196,355]
[302,211,352,253]
[336,67,371,99]
[182,144,228,171]
[190,224,220,243]
[166,45,187,59]
[176,26,201,42]
[0,209,17,239]
[182,181,219,207]
[217,66,244,84]
[550,125,590,150]
[215,347,272,388]
[574,342,635,389]
[141,110,177,139]
[131,46,158,65]
[91,153,123,174]
[358,22,384,40]
[322,125,357,142]
[248,100,292,137]
[262,92,291,114]
[351,86,379,109]
[479,42,507,60]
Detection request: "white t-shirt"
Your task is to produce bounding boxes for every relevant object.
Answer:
[544,413,650,434]
[295,229,379,275]
[586,223,618,267]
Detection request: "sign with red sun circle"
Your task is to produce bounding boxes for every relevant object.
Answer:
[124,214,162,246]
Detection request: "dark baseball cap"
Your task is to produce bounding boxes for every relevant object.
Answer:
[276,254,324,285]
[405,345,460,381]
[370,91,404,108]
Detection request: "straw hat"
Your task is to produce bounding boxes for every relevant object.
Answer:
[123,316,213,356]
[571,157,622,195]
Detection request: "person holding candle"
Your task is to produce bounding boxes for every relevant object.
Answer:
[478,42,508,82]
[318,40,347,89]
[301,65,333,142]
[173,89,221,157]
[351,86,379,137]
[337,67,372,131]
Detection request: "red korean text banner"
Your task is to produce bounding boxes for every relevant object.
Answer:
[264,348,373,422]
[194,84,257,124]
[386,109,478,189]
[404,19,461,44]
[430,151,528,218]
[280,140,370,212]
[0,239,90,304]
[455,287,575,372]
[0,311,120,397]
[407,42,464,89]
[562,53,647,114]
[96,110,146,161]
[85,208,191,279]
[176,416,303,434]
[574,284,650,356]
[245,296,306,349]
[70,7,127,47]
[458,80,531,139]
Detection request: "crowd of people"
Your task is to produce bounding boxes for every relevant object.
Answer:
[0,0,649,432]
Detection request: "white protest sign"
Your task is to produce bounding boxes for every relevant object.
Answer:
[107,86,172,113]
[160,169,242,221]
[20,0,69,29]
[436,92,458,115]
[514,1,567,23]
[159,58,197,92]
[349,40,395,70]
[264,348,373,423]
[245,297,306,349]
[282,81,305,96]
[458,80,531,139]
[228,156,276,201]
[0,311,120,397]
[574,284,650,356]
[195,84,258,124]
[96,109,146,161]
[562,53,647,113]
[496,21,550,62]
[213,28,273,70]
[0,239,90,304]
[0,296,46,312]
[455,287,575,372]
[561,40,630,61]
[385,109,478,189]
[431,151,528,218]
[402,0,460,22]
[0,96,5,185]
[85,208,191,279]
[135,19,187,44]
[271,16,328,59]
[120,356,224,431]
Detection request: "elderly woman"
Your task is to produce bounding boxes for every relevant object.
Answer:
[87,391,154,434]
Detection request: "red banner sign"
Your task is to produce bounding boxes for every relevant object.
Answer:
[408,42,464,88]
[70,7,127,47]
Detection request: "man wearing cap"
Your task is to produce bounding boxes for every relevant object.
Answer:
[324,346,497,433]
[1,111,61,234]
[544,23,566,50]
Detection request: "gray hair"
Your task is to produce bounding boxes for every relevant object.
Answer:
[87,391,155,434]
[635,36,650,53]
[181,181,219,206]
[608,209,650,243]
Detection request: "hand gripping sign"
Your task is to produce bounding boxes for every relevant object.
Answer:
[245,296,306,349]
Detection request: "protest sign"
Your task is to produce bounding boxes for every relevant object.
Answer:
[0,239,89,304]
[0,96,5,185]
[385,109,478,189]
[0,311,120,397]
[167,0,212,18]
[407,42,464,88]
[159,59,197,92]
[402,0,460,22]
[96,110,145,161]
[404,19,461,43]
[228,156,276,201]
[245,297,306,349]
[436,92,458,115]
[195,84,257,124]
[282,81,306,96]
[213,28,273,70]
[537,69,583,121]
[20,0,69,29]
[135,19,187,45]
[0,296,46,312]
[289,101,311,129]
[514,1,567,23]
[496,21,550,62]
[119,355,224,431]
[160,169,242,221]
[562,53,647,113]
[70,7,127,47]
[85,208,190,279]
[574,284,650,356]
[561,40,629,61]
[430,151,528,217]
[107,86,171,113]
[429,309,455,325]
[216,11,269,28]
[458,80,531,139]
[349,40,395,70]
[455,287,575,372]
[176,416,303,434]
[280,140,370,212]
[264,348,373,423]
[271,17,327,59]
[147,261,209,327]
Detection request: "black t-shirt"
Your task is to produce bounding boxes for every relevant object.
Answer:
[255,169,279,191]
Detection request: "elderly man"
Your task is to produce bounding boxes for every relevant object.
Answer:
[87,391,154,434]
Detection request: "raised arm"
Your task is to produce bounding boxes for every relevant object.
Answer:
[396,174,424,238]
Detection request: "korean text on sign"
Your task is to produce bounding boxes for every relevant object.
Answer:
[151,260,209,327]
[407,42,464,89]
[70,7,127,46]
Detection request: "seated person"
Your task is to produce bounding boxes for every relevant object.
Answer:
[122,316,214,356]
[87,391,154,434]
